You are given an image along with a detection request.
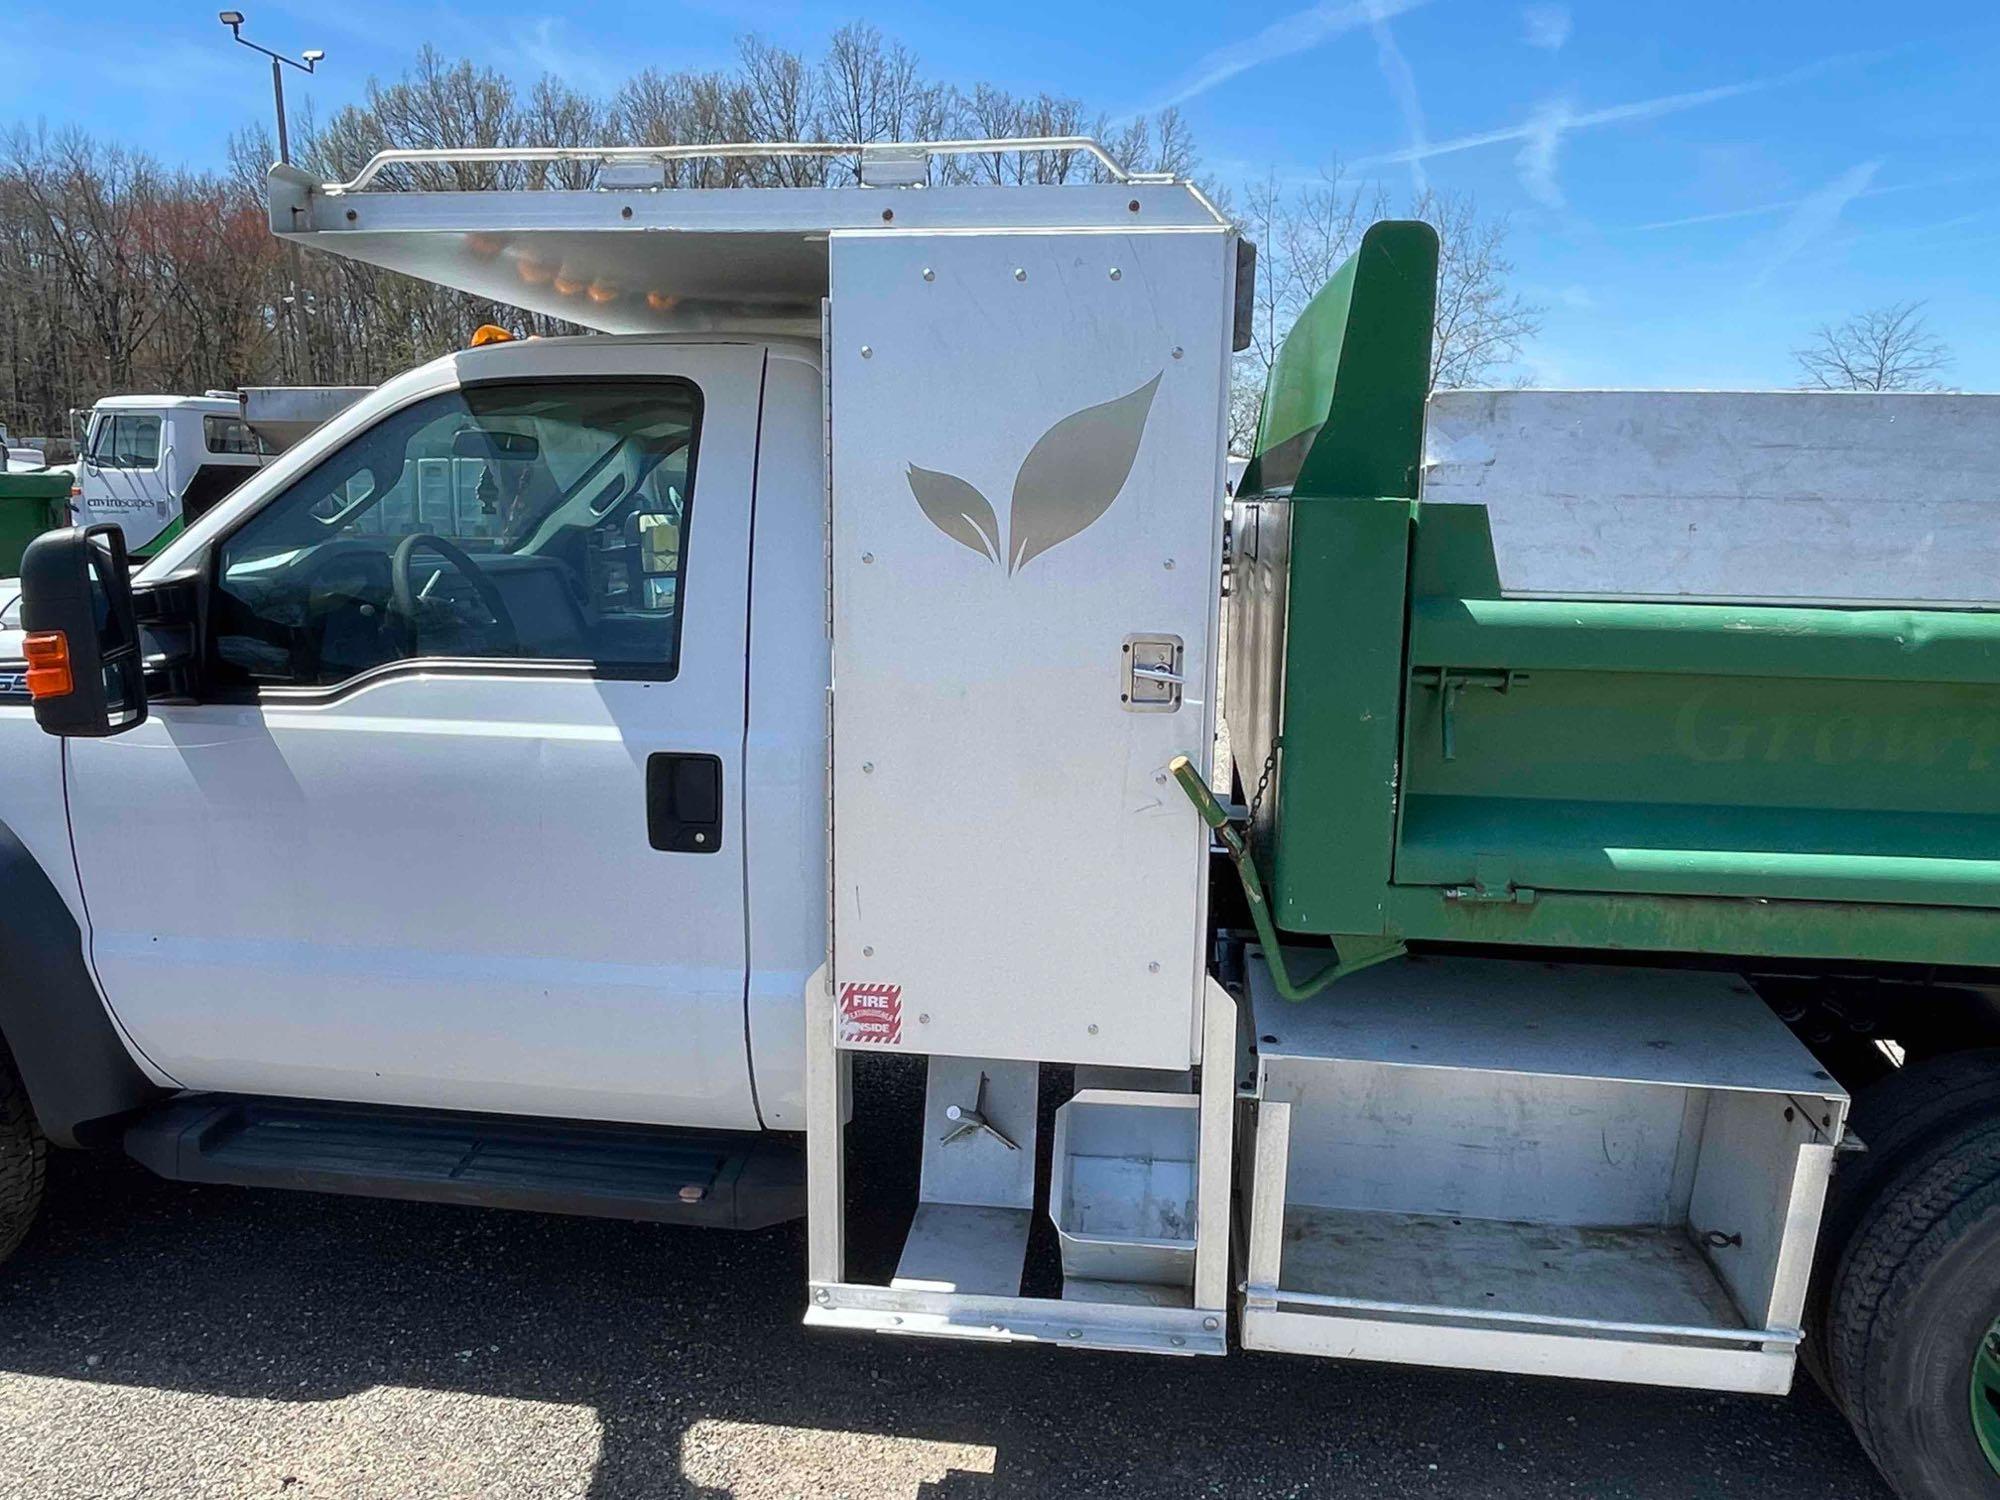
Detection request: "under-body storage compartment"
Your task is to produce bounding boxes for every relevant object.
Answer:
[1240,953,1846,1394]
[1052,1089,1199,1292]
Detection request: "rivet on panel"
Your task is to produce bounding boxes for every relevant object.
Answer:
[860,345,873,358]
[1171,346,1184,360]
[862,762,875,773]
[1087,1024,1099,1035]
[863,946,875,957]
[921,267,935,281]
[1163,558,1176,570]
[1108,267,1122,281]
[861,552,874,564]
[1148,962,1161,974]
[1202,1316,1219,1331]
[918,1013,931,1025]
[1013,267,1027,282]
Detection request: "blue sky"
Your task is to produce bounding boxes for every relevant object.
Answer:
[8,1,1997,388]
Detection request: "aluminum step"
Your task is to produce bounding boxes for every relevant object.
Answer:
[123,1097,803,1230]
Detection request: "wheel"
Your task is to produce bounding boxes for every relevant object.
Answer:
[0,1036,48,1263]
[1804,1050,2000,1388]
[1826,1114,2000,1497]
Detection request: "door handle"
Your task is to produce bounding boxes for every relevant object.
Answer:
[647,753,723,853]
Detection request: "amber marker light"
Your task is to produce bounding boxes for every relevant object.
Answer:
[23,631,73,699]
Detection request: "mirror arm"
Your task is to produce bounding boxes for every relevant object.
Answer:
[134,574,203,702]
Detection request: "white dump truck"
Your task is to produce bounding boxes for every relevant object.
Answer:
[2,140,1998,1500]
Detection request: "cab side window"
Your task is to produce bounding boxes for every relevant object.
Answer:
[91,414,162,470]
[203,415,271,456]
[211,380,699,690]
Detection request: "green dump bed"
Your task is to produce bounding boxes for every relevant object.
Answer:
[1226,222,2000,972]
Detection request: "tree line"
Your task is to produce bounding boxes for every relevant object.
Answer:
[0,23,1546,457]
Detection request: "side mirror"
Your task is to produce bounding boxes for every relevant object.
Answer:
[19,525,148,738]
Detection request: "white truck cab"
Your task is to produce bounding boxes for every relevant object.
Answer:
[75,393,270,552]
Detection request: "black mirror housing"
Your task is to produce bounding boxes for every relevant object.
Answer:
[19,525,149,738]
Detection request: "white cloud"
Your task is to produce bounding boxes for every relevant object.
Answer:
[1141,0,1431,112]
[1353,76,1773,170]
[1350,50,1874,187]
[511,17,620,94]
[1755,158,1881,283]
[1367,0,1430,191]
[1514,98,1571,206]
[1522,4,1572,51]
[1628,168,1991,232]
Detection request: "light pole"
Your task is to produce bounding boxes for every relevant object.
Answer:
[217,12,323,166]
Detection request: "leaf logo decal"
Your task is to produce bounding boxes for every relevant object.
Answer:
[1007,373,1162,573]
[906,463,1002,564]
[905,372,1163,576]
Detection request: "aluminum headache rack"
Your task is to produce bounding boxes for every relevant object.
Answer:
[267,137,1228,336]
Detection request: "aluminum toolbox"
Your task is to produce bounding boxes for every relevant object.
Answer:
[1239,952,1847,1394]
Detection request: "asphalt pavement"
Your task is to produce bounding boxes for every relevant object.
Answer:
[0,1080,1890,1500]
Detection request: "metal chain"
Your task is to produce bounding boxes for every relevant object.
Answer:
[1246,739,1281,827]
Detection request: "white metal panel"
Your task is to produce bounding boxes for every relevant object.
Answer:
[1251,953,1839,1096]
[742,351,833,1128]
[828,228,1231,1070]
[273,178,1223,337]
[1424,390,2000,605]
[1240,1309,1796,1395]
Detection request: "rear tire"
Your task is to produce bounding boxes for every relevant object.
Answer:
[1804,1050,2000,1389]
[0,1037,47,1263]
[1826,1115,2000,1497]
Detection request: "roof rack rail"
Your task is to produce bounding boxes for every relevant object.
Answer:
[323,136,1172,196]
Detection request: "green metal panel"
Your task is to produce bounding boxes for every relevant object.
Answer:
[1242,222,1436,499]
[1223,221,1437,936]
[1268,498,1413,932]
[1380,885,2000,970]
[0,472,70,576]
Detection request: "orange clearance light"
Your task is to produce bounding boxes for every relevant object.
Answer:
[468,324,516,347]
[23,631,73,699]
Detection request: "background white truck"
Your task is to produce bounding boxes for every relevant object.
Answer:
[0,139,1996,1500]
[73,387,369,552]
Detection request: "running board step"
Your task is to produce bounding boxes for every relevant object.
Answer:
[123,1097,803,1230]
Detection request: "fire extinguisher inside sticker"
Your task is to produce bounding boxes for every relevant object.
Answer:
[838,982,903,1045]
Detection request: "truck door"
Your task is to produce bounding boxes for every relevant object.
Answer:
[78,409,172,548]
[64,344,768,1130]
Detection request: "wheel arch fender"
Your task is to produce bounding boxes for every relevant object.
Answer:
[0,816,165,1146]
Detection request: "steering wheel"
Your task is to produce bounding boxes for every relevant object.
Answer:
[389,532,519,658]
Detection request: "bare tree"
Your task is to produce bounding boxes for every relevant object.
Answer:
[1793,302,1952,392]
[1227,168,1540,452]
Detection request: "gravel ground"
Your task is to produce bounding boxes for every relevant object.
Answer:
[0,1097,1890,1500]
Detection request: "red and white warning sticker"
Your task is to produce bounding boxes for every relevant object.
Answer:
[838,981,903,1046]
